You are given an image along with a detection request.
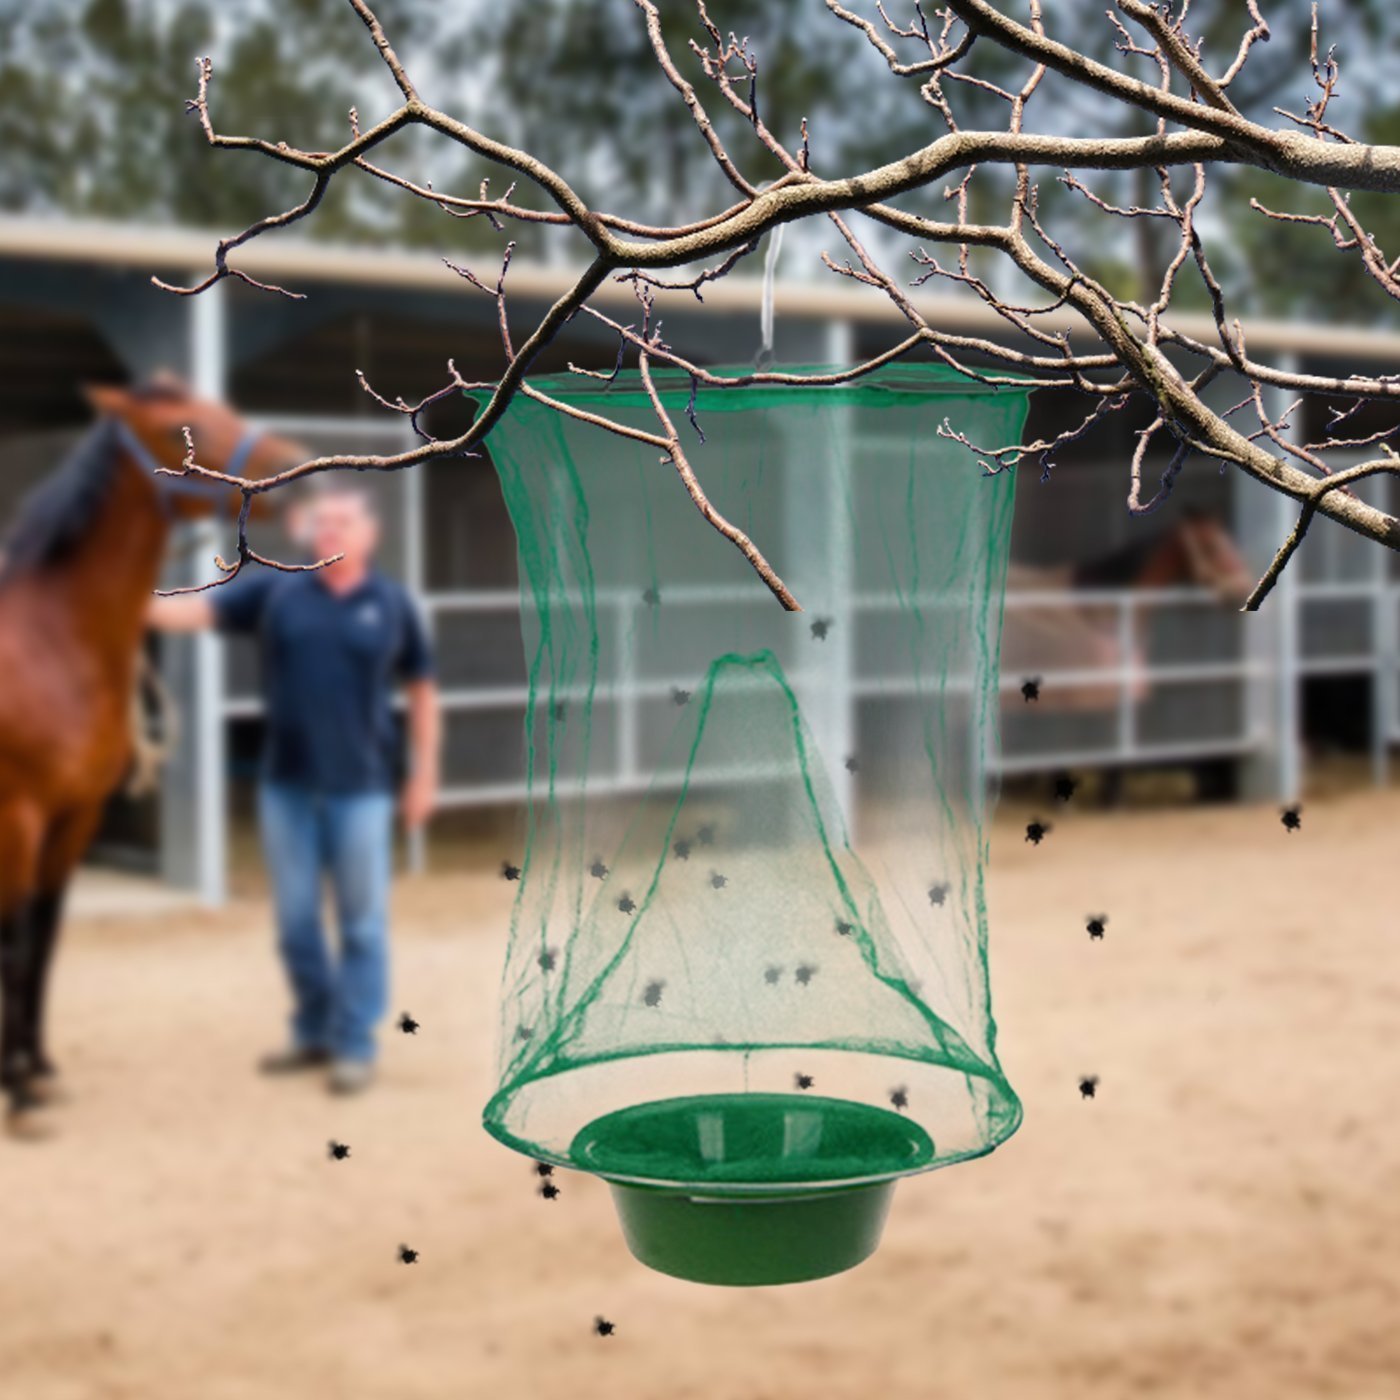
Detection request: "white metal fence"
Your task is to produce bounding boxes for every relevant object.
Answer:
[185,419,1396,903]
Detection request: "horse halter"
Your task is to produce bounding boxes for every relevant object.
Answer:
[111,416,261,516]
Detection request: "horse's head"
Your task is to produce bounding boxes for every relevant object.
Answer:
[84,375,307,521]
[1175,510,1253,606]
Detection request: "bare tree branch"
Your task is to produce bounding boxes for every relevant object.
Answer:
[154,0,1400,612]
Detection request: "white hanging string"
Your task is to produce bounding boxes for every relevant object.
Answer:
[758,219,785,368]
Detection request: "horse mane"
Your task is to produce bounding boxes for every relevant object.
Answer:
[0,417,131,583]
[1071,528,1166,589]
[1072,509,1224,589]
[0,382,189,585]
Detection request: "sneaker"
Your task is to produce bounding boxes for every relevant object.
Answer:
[258,1045,332,1075]
[328,1060,376,1096]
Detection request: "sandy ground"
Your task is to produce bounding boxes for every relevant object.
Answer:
[3,788,1400,1400]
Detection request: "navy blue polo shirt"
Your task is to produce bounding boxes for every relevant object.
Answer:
[213,568,434,794]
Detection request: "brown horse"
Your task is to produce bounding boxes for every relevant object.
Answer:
[0,380,302,1135]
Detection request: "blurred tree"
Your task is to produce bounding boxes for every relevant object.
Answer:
[1216,0,1400,321]
[458,0,892,228]
[856,0,1400,317]
[0,0,495,248]
[3,0,1399,323]
[466,0,1400,314]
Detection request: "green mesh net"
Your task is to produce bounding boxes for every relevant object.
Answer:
[481,363,1030,1195]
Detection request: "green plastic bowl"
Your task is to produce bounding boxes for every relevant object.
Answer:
[570,1093,935,1285]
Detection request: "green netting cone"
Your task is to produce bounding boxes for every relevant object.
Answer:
[481,364,1030,1285]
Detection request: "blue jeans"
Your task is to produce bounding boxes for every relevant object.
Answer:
[258,783,395,1063]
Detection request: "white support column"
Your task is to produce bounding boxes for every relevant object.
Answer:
[184,284,229,905]
[1235,354,1304,804]
[824,317,858,837]
[1234,459,1275,801]
[402,427,428,874]
[1270,358,1305,804]
[1275,536,1303,804]
[777,316,856,836]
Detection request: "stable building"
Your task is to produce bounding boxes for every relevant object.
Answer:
[0,215,1393,902]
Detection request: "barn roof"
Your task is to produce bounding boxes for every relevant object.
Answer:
[0,214,1396,363]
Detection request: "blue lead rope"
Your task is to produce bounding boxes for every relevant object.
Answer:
[112,416,261,508]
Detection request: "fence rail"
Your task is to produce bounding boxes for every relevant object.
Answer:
[213,415,1395,864]
[216,573,1399,809]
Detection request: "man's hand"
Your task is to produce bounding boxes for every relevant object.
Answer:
[400,771,437,832]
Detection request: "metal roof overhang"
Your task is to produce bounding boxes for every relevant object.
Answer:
[0,214,1393,363]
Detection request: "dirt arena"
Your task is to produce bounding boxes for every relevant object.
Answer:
[4,786,1400,1400]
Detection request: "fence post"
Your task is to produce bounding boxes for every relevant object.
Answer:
[1372,478,1395,787]
[1234,354,1303,805]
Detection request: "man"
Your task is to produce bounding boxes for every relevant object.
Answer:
[148,484,440,1094]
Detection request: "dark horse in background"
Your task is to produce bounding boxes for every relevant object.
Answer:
[0,380,302,1136]
[1004,509,1253,712]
